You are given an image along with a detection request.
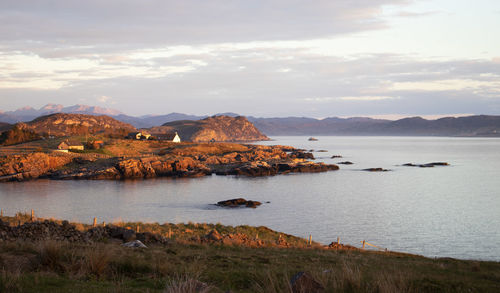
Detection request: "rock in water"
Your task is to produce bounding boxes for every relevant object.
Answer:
[362,168,390,172]
[290,272,324,293]
[403,162,449,168]
[121,240,147,248]
[216,198,262,208]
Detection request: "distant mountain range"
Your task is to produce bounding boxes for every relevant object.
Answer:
[0,104,123,123]
[1,104,500,137]
[250,115,500,137]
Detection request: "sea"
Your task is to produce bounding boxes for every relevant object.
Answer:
[1,136,499,261]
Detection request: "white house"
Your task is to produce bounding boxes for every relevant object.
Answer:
[155,132,181,143]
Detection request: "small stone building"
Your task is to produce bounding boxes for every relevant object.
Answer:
[57,141,69,150]
[127,132,151,140]
[57,140,84,151]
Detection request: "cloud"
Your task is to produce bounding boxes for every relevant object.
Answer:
[0,0,409,55]
[98,95,111,103]
[2,47,499,117]
[393,10,440,18]
[339,96,397,101]
[1,1,499,117]
[305,96,396,102]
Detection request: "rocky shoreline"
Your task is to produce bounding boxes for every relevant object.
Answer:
[0,144,339,182]
[0,215,355,250]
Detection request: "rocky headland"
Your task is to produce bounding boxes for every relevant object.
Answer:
[0,143,338,182]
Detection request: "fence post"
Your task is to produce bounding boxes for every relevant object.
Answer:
[1,209,3,217]
[337,237,340,245]
[308,235,312,245]
[102,221,106,227]
[136,225,140,233]
[93,217,97,227]
[362,240,366,249]
[31,209,35,222]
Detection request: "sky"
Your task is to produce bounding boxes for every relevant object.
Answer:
[0,0,499,118]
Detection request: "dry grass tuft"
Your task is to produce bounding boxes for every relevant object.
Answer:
[164,274,212,293]
[39,241,66,272]
[83,245,112,278]
[0,269,22,293]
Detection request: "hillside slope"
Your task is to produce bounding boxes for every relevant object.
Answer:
[157,115,269,142]
[21,113,136,136]
[0,122,12,132]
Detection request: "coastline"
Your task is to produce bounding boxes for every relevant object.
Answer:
[0,140,338,182]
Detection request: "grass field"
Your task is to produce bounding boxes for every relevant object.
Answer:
[2,240,500,292]
[1,215,499,292]
[0,136,254,158]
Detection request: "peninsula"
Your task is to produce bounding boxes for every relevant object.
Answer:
[0,114,338,182]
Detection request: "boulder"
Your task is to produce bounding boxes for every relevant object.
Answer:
[108,226,136,241]
[216,198,262,208]
[121,240,147,248]
[290,272,324,293]
[206,229,222,241]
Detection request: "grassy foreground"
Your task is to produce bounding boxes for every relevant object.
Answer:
[1,217,499,292]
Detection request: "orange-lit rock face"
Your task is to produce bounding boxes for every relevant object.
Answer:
[160,115,269,142]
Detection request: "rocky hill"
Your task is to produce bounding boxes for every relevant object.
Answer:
[157,115,269,142]
[20,113,136,137]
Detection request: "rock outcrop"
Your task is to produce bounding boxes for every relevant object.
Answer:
[0,152,73,182]
[158,115,269,142]
[0,144,338,182]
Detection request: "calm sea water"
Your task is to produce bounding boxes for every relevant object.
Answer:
[1,136,499,261]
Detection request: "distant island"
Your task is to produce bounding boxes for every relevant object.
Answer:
[1,104,500,137]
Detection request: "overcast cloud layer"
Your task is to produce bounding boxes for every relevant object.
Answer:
[0,0,499,117]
